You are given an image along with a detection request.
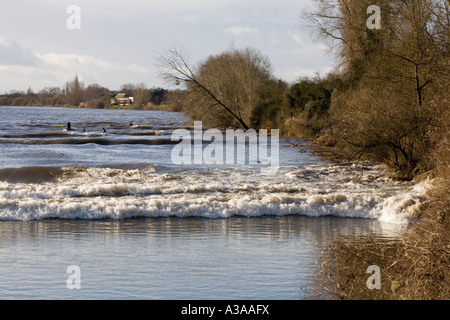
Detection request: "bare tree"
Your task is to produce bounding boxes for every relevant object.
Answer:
[65,75,84,107]
[157,46,273,130]
[133,82,149,108]
[120,83,135,97]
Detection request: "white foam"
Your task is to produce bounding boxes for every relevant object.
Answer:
[374,179,431,224]
[0,164,428,223]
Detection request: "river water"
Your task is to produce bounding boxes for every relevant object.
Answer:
[0,106,426,299]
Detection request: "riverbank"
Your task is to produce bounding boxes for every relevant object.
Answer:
[312,152,449,300]
[307,94,450,299]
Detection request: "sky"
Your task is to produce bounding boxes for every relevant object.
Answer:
[0,0,336,92]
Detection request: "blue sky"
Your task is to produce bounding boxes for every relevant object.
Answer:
[0,0,335,92]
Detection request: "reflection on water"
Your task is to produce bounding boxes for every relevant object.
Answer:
[0,216,405,242]
[0,216,405,300]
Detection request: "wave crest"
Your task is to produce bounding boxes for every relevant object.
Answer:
[0,165,428,223]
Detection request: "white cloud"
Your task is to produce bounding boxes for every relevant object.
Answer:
[224,26,260,36]
[0,39,38,66]
[0,51,153,91]
[287,30,305,46]
[36,53,149,73]
[0,64,60,91]
[182,14,200,22]
[0,65,35,75]
[0,37,11,48]
[275,66,334,83]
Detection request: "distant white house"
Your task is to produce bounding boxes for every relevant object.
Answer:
[111,93,134,106]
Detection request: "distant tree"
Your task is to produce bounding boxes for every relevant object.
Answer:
[26,86,34,96]
[39,87,62,96]
[286,78,333,117]
[81,83,111,109]
[83,83,110,101]
[149,87,168,105]
[65,75,84,106]
[120,83,135,97]
[250,79,288,130]
[118,83,150,107]
[164,89,184,112]
[133,82,149,108]
[275,74,342,137]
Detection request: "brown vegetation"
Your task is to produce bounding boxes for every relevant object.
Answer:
[158,46,274,130]
[314,173,449,300]
[305,0,450,300]
[304,0,449,180]
[313,105,448,300]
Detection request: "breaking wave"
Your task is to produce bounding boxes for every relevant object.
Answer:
[0,137,177,146]
[0,164,429,223]
[1,131,165,139]
[0,166,64,183]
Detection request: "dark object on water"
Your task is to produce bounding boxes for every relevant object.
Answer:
[82,127,86,133]
[130,122,133,126]
[103,128,107,133]
[67,122,72,131]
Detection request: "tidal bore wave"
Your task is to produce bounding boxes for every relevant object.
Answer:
[0,166,64,183]
[0,137,177,146]
[0,164,429,223]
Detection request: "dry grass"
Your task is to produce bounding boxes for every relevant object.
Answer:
[313,184,449,300]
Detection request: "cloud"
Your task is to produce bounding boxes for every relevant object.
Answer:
[0,49,153,92]
[287,30,305,46]
[275,66,334,83]
[35,53,150,76]
[0,37,11,48]
[0,38,38,67]
[182,14,200,22]
[30,52,152,88]
[224,26,260,36]
[284,29,330,63]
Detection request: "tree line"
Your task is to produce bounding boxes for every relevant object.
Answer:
[159,0,449,181]
[0,76,170,110]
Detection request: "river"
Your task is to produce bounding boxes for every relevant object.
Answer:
[0,106,426,299]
